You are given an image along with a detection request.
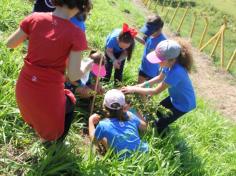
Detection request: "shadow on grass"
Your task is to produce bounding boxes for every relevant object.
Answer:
[159,126,206,176]
[27,143,82,176]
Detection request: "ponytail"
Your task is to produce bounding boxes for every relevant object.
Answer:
[103,105,128,121]
[175,38,193,72]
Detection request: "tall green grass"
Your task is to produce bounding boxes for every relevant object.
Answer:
[0,0,236,175]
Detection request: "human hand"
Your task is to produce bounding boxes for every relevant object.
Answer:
[89,113,101,125]
[97,85,104,94]
[113,60,120,69]
[121,86,135,94]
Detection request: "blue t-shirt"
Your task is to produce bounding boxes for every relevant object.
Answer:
[70,16,86,32]
[95,112,148,159]
[162,64,196,112]
[105,29,124,54]
[140,33,166,78]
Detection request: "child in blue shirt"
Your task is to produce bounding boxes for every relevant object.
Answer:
[122,39,196,135]
[104,23,137,84]
[136,15,167,84]
[89,89,148,159]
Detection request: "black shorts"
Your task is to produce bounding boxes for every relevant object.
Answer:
[138,70,153,80]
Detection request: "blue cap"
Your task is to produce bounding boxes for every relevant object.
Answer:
[140,23,160,36]
[140,15,164,36]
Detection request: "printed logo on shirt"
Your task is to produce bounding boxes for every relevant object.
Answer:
[119,122,125,127]
[45,0,55,8]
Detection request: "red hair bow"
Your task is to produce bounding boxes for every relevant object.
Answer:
[122,23,138,38]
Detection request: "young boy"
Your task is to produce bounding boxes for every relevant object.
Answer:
[137,15,167,84]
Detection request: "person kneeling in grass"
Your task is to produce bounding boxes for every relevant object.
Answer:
[89,89,148,159]
[122,39,196,135]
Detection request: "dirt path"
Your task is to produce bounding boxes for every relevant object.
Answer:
[132,0,236,121]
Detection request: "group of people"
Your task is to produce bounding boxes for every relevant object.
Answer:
[6,0,196,159]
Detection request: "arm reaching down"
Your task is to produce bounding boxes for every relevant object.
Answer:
[122,81,169,96]
[67,51,93,82]
[6,28,28,48]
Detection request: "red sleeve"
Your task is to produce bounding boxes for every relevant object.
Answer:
[71,28,88,51]
[20,14,34,35]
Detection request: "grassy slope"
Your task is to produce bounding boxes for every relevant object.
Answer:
[148,0,236,75]
[0,0,236,175]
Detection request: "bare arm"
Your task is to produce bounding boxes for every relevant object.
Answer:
[134,35,145,45]
[138,118,147,131]
[145,72,165,87]
[105,48,116,62]
[67,51,93,82]
[122,81,169,96]
[88,114,101,141]
[6,28,28,48]
[118,50,127,62]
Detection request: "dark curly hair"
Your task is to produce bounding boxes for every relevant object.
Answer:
[52,0,92,13]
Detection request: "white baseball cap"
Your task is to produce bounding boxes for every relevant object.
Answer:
[103,89,125,110]
[147,40,181,64]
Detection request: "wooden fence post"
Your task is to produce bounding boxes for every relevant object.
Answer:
[200,28,222,51]
[161,0,166,12]
[169,2,180,26]
[226,49,236,71]
[177,6,189,33]
[154,0,159,10]
[198,16,209,48]
[189,12,197,38]
[220,17,227,68]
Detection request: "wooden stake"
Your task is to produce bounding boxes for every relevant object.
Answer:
[177,6,189,33]
[90,56,104,116]
[220,27,225,68]
[198,16,208,48]
[226,49,236,71]
[210,28,223,57]
[169,2,180,26]
[189,12,197,38]
[200,27,222,51]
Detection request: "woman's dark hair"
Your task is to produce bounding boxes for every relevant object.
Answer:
[174,37,193,72]
[52,0,92,14]
[103,105,129,122]
[118,31,135,61]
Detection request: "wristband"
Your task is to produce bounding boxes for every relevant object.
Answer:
[144,81,150,88]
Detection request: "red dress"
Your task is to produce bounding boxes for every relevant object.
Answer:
[16,13,87,141]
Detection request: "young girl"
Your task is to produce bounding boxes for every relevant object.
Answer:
[65,50,106,99]
[137,15,167,84]
[89,89,148,159]
[6,0,92,142]
[122,39,196,134]
[104,23,137,84]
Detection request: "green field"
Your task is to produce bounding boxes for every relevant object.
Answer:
[0,0,236,175]
[148,0,236,75]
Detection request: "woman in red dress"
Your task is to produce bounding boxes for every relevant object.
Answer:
[6,0,92,142]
